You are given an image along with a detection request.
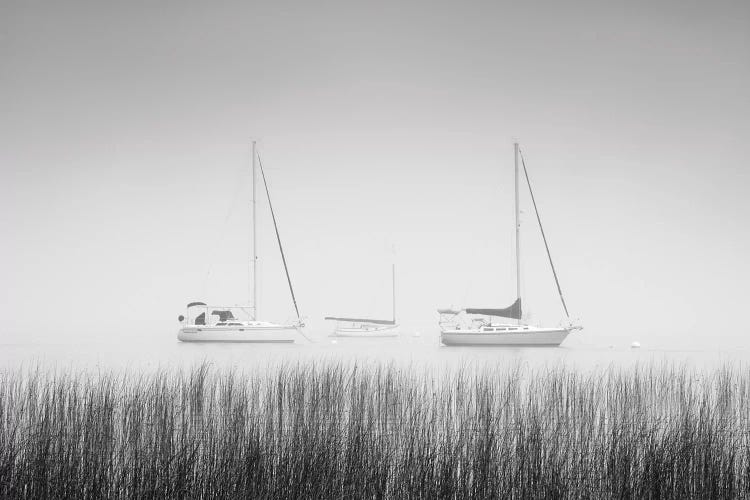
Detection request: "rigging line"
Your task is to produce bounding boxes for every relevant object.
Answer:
[518,148,570,319]
[256,151,301,321]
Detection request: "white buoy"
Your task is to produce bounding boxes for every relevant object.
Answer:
[630,341,641,349]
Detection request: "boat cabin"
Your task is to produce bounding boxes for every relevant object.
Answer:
[179,302,257,327]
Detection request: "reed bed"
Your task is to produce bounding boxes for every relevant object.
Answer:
[1,361,749,499]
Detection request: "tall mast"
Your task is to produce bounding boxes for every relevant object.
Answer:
[514,142,521,324]
[392,262,396,323]
[252,140,258,319]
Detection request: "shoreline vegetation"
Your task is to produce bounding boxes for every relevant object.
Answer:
[1,362,748,498]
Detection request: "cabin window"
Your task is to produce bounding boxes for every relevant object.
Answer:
[483,327,494,332]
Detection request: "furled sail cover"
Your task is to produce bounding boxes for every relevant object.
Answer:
[187,301,207,308]
[324,317,396,325]
[465,298,522,319]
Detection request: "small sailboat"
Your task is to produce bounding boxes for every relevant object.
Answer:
[325,264,400,337]
[439,143,581,347]
[178,142,304,343]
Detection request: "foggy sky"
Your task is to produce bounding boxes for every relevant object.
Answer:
[1,0,749,348]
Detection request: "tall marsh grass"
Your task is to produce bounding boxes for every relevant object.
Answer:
[1,362,748,498]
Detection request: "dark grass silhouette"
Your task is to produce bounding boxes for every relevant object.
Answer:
[0,362,747,499]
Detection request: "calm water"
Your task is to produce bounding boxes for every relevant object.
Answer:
[2,330,749,374]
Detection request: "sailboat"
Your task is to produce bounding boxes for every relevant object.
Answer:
[439,143,581,347]
[325,263,400,337]
[177,142,304,343]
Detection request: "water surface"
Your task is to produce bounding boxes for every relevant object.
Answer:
[2,330,747,373]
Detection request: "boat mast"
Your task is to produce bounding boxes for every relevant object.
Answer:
[514,142,521,325]
[392,262,396,323]
[252,140,258,319]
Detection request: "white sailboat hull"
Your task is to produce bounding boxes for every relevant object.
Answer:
[178,325,298,343]
[440,327,571,347]
[330,324,400,338]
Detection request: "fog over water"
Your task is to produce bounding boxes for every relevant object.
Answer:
[2,0,749,360]
[2,339,748,375]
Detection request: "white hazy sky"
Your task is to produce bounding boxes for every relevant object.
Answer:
[1,0,749,348]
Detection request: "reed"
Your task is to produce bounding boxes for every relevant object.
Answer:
[1,362,748,499]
